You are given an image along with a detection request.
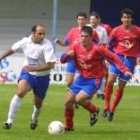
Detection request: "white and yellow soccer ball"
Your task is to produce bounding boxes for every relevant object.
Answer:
[48,121,65,135]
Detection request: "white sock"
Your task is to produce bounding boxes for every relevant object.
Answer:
[31,105,42,122]
[7,95,21,124]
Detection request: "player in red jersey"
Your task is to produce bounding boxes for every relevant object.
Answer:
[88,11,109,99]
[99,18,113,99]
[60,26,133,131]
[55,12,87,88]
[103,8,140,121]
[55,12,99,109]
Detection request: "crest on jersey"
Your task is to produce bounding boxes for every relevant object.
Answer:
[88,55,92,60]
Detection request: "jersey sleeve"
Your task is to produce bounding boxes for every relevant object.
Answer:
[97,46,130,73]
[11,37,27,53]
[108,28,116,52]
[60,44,75,63]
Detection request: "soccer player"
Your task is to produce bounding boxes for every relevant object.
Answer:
[55,12,87,87]
[88,11,108,99]
[0,24,56,130]
[55,12,88,109]
[60,26,133,131]
[88,11,108,45]
[101,23,112,36]
[103,8,140,121]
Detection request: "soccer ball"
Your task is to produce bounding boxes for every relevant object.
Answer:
[48,121,65,135]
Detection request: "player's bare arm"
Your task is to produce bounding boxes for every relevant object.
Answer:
[0,48,15,62]
[66,50,75,57]
[54,38,67,47]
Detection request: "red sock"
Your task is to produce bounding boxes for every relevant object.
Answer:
[82,101,97,113]
[110,89,123,113]
[104,84,113,110]
[64,108,74,129]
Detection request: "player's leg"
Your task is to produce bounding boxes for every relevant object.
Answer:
[75,77,102,126]
[103,61,118,118]
[64,91,75,131]
[76,92,100,126]
[107,55,135,121]
[66,61,80,109]
[103,73,117,117]
[107,79,127,121]
[30,74,50,130]
[30,94,44,130]
[65,73,75,87]
[3,79,31,129]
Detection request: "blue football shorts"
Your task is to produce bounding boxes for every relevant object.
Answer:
[109,54,136,81]
[68,75,102,97]
[18,71,50,99]
[66,60,79,74]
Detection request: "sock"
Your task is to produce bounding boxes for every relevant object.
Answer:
[104,84,113,110]
[64,108,74,129]
[110,89,123,113]
[82,101,97,113]
[7,95,21,124]
[31,105,42,122]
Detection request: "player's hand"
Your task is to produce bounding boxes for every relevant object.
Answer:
[23,65,36,72]
[124,71,133,78]
[54,38,60,43]
[66,50,75,57]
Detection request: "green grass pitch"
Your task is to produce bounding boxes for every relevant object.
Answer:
[0,84,140,140]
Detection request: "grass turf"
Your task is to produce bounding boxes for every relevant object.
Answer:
[0,84,140,140]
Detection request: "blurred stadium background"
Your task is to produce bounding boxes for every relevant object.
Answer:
[0,0,140,84]
[0,0,139,57]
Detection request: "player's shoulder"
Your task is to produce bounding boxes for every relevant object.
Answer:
[132,25,140,32]
[16,36,32,45]
[69,27,79,32]
[97,25,106,31]
[112,25,122,31]
[21,36,31,42]
[43,38,53,46]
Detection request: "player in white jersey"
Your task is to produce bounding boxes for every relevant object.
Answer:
[132,57,140,83]
[0,24,56,130]
[88,11,108,99]
[88,11,108,45]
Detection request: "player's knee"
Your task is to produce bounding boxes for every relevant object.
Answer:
[107,80,115,86]
[64,100,73,109]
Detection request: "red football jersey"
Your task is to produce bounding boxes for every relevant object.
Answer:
[109,25,140,57]
[65,42,129,78]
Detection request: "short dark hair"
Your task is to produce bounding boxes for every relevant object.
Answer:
[31,24,45,33]
[81,26,93,36]
[90,11,100,19]
[76,12,87,19]
[121,8,133,17]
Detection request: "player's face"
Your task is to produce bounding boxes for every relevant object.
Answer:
[80,31,92,48]
[77,16,86,27]
[89,16,99,27]
[121,13,132,27]
[33,26,45,43]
